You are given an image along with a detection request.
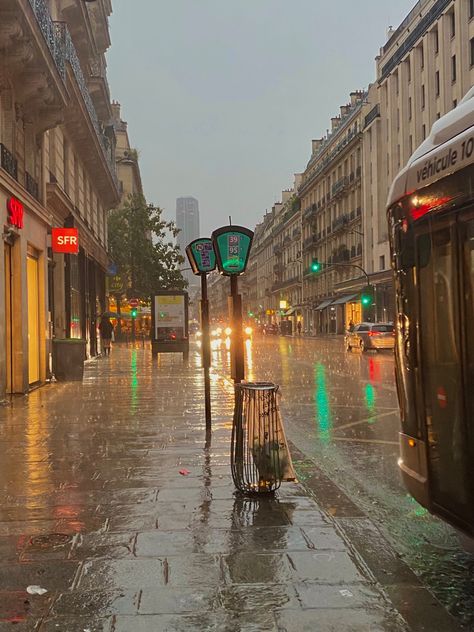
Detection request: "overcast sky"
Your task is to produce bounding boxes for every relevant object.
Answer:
[107,0,415,236]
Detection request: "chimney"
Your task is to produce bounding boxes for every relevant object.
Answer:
[350,91,365,106]
[331,117,341,132]
[111,100,121,121]
[311,138,324,153]
[340,105,350,118]
[282,189,293,204]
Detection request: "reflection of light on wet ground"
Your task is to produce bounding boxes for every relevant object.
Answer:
[279,337,291,382]
[245,339,253,380]
[314,362,332,443]
[225,337,231,351]
[365,383,376,417]
[131,349,139,412]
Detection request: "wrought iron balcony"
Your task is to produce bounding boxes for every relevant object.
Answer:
[332,176,349,197]
[28,0,66,79]
[54,22,118,191]
[0,144,18,180]
[25,172,39,199]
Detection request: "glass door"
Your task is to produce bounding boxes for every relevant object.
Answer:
[4,244,12,394]
[27,252,40,385]
[417,221,470,523]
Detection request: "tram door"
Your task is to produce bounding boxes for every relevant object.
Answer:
[417,223,471,525]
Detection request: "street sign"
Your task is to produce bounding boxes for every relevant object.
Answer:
[108,275,124,294]
[186,238,216,275]
[51,228,79,254]
[211,226,254,276]
[129,298,139,308]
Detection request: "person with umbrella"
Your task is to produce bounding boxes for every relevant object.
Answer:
[99,314,115,356]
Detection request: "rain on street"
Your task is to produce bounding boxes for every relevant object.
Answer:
[207,333,474,628]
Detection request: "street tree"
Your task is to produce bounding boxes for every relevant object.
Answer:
[108,193,186,299]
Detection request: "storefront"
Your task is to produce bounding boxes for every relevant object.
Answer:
[1,186,48,397]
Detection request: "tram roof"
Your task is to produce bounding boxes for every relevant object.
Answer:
[387,86,474,208]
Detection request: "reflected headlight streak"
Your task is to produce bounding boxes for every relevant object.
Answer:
[225,327,232,336]
[245,326,253,336]
[196,331,202,338]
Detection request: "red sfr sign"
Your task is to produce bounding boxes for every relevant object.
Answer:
[52,228,79,254]
[7,197,24,229]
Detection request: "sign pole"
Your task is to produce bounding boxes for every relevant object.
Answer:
[230,275,245,384]
[200,273,212,435]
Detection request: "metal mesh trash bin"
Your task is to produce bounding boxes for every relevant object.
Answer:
[231,382,296,494]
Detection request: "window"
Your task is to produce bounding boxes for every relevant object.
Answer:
[470,0,474,19]
[421,84,426,109]
[433,27,439,54]
[471,37,474,66]
[452,54,457,83]
[379,255,385,271]
[422,124,427,140]
[437,112,441,119]
[408,97,412,120]
[435,70,440,96]
[420,43,424,69]
[453,99,458,108]
[406,58,411,82]
[449,10,455,38]
[409,135,413,154]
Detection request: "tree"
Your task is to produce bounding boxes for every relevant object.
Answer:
[108,193,186,299]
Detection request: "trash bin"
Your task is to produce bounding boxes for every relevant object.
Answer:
[231,382,296,494]
[52,339,86,381]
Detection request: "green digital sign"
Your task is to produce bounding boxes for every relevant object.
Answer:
[211,226,254,276]
[186,238,216,275]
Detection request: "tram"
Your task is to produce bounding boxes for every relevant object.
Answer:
[387,87,474,545]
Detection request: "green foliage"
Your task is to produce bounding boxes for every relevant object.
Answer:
[108,193,186,299]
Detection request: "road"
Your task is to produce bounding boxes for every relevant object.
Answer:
[207,333,474,628]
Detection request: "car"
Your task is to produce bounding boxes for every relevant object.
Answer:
[263,323,279,335]
[345,322,395,352]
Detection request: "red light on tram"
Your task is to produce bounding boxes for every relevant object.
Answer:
[410,195,452,221]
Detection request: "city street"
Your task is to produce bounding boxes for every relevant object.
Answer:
[0,338,470,631]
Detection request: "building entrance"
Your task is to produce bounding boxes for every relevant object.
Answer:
[27,249,40,385]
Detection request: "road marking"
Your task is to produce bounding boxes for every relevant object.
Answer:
[332,410,398,431]
[332,437,398,446]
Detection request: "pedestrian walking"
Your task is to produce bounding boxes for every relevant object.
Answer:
[348,319,355,333]
[297,320,302,336]
[99,315,114,356]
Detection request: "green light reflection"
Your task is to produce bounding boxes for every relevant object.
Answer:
[315,363,332,444]
[365,383,376,417]
[131,349,139,412]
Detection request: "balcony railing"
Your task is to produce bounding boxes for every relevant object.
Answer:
[25,0,118,193]
[25,172,39,199]
[0,144,18,180]
[332,176,349,197]
[55,23,117,190]
[28,0,66,79]
[364,104,380,129]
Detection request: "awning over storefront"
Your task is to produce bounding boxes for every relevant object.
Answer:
[315,299,334,311]
[331,293,358,306]
[284,308,296,316]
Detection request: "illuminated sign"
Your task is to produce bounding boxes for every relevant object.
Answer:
[7,197,24,229]
[211,226,254,276]
[186,238,216,274]
[52,228,79,254]
[279,300,288,310]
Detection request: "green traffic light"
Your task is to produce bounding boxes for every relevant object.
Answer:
[311,258,321,273]
[361,295,371,306]
[131,308,138,318]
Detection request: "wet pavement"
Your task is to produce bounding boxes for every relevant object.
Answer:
[0,341,469,631]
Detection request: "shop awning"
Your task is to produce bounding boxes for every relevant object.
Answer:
[331,293,358,306]
[284,308,296,316]
[315,299,334,311]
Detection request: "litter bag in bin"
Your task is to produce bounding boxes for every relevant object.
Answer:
[231,382,296,494]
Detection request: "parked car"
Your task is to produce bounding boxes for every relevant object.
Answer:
[263,323,279,335]
[345,322,395,352]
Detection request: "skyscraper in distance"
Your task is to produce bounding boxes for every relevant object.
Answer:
[176,197,200,288]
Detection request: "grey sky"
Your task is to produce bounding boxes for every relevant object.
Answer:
[108,1,415,236]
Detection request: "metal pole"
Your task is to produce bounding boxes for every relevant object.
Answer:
[230,275,245,384]
[201,273,212,433]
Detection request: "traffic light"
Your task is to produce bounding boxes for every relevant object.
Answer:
[311,258,321,273]
[360,285,374,307]
[131,307,138,319]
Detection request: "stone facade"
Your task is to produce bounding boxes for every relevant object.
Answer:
[0,0,119,398]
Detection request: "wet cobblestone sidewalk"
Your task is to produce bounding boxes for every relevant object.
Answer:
[0,346,414,631]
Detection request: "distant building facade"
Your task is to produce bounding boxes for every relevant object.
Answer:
[176,196,199,288]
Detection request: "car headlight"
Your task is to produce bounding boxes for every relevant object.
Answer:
[196,331,202,337]
[216,328,222,335]
[225,327,232,336]
[211,330,217,337]
[245,327,253,336]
